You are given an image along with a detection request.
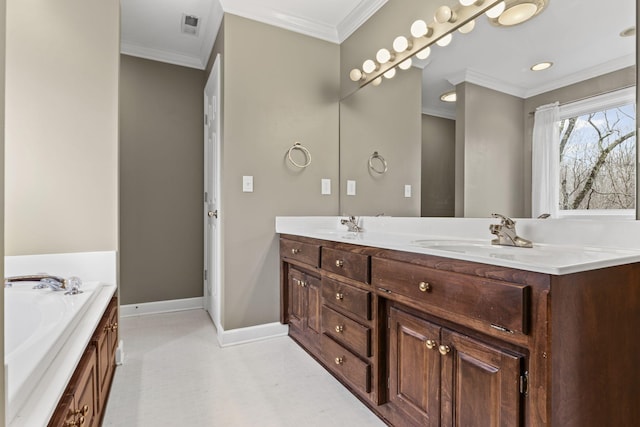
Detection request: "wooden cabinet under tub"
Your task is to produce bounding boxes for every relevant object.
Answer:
[48,297,119,427]
[279,234,640,427]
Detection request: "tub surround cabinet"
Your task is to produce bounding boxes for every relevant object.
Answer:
[48,297,119,427]
[279,234,640,427]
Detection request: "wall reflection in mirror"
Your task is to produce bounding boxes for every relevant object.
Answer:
[339,0,637,219]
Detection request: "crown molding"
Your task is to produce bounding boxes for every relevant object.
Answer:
[422,106,457,120]
[337,0,388,43]
[121,41,206,69]
[524,54,636,98]
[448,69,527,98]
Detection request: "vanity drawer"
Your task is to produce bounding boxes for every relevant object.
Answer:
[322,278,371,321]
[321,247,370,283]
[321,334,371,394]
[281,239,321,268]
[372,257,530,334]
[322,306,371,357]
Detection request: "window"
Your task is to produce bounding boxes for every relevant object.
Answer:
[533,87,636,219]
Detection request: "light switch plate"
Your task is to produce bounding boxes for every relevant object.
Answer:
[347,180,356,196]
[321,179,331,195]
[404,185,412,198]
[243,176,253,192]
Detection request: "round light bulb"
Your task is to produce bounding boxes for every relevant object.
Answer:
[392,36,411,53]
[410,20,428,38]
[398,58,412,70]
[486,1,506,19]
[362,59,377,74]
[349,69,363,82]
[458,19,476,34]
[435,6,456,24]
[498,3,537,26]
[383,68,397,79]
[459,0,477,5]
[376,48,393,64]
[436,33,453,47]
[440,91,457,102]
[415,47,431,60]
[371,76,383,87]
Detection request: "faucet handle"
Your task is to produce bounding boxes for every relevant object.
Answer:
[491,213,515,227]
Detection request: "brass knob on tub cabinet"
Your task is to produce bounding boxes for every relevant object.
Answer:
[335,325,344,333]
[291,248,300,255]
[426,339,437,349]
[335,292,344,300]
[335,260,344,267]
[111,322,118,332]
[418,281,431,292]
[81,405,89,416]
[335,357,344,365]
[438,345,451,356]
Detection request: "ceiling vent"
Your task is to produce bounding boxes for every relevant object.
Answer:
[181,14,200,36]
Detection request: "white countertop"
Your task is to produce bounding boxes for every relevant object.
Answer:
[276,217,640,275]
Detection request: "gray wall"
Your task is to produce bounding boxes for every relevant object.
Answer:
[119,55,206,304]
[523,66,636,216]
[422,114,455,217]
[215,14,340,330]
[457,82,525,218]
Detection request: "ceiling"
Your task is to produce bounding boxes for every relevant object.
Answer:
[121,0,636,118]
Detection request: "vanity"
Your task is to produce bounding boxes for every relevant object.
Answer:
[278,217,640,427]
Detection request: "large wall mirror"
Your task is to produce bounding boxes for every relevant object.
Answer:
[339,0,637,219]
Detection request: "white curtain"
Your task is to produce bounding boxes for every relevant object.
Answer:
[531,102,560,218]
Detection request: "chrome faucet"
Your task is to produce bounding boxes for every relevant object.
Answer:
[5,274,83,294]
[489,213,533,248]
[340,216,362,233]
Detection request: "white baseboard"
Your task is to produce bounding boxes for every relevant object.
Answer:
[120,297,203,317]
[216,322,289,347]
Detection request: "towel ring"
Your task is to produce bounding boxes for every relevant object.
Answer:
[368,151,388,174]
[287,142,312,168]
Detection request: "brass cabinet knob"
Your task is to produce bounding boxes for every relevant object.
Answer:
[79,415,86,426]
[335,260,344,267]
[111,322,118,332]
[300,280,306,287]
[335,357,344,365]
[291,248,300,255]
[426,339,437,349]
[81,404,89,416]
[438,345,451,356]
[418,281,431,292]
[335,325,344,333]
[335,292,344,300]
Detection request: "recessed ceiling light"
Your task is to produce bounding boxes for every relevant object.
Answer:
[489,0,548,27]
[620,26,636,37]
[531,61,553,71]
[440,91,457,102]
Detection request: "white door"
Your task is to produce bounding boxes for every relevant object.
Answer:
[204,55,221,330]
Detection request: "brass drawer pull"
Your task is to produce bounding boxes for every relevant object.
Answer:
[335,356,344,365]
[291,248,300,255]
[300,280,307,287]
[335,292,344,300]
[426,339,437,350]
[335,259,344,268]
[438,345,451,356]
[418,281,431,292]
[335,325,344,333]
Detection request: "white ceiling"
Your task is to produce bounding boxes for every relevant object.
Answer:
[121,0,636,117]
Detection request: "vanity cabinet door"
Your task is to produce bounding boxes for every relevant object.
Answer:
[74,346,98,427]
[287,267,321,350]
[388,307,442,427]
[288,268,306,330]
[440,330,523,427]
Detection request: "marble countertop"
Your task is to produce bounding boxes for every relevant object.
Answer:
[276,217,640,275]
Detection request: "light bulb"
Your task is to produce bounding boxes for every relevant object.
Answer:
[398,58,412,70]
[392,36,411,53]
[376,48,393,64]
[435,6,456,24]
[416,47,431,60]
[498,3,537,26]
[459,0,477,5]
[362,59,378,74]
[349,69,364,82]
[436,33,453,47]
[440,91,457,102]
[371,76,383,87]
[383,68,397,79]
[458,19,476,34]
[486,1,506,18]
[410,20,428,38]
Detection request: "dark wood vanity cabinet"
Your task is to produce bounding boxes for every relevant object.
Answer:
[280,234,640,427]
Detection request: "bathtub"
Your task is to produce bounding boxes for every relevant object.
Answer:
[5,280,117,426]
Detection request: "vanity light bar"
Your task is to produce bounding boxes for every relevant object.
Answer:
[349,0,505,88]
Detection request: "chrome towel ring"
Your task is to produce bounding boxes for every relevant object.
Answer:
[368,151,388,174]
[287,142,312,168]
